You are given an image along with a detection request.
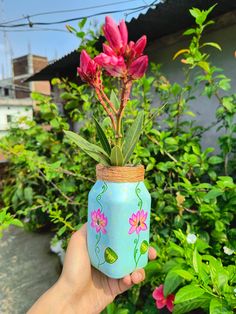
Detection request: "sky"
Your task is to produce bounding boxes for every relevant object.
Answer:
[0,0,157,78]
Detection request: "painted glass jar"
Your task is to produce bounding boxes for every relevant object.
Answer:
[87,164,151,279]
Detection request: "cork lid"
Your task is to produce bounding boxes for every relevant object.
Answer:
[96,164,145,183]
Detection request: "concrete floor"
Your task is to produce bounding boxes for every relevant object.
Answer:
[0,227,61,314]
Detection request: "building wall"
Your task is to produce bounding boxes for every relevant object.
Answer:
[0,99,33,138]
[146,22,236,149]
[12,54,51,98]
[0,78,15,98]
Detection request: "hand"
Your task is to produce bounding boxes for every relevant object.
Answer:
[28,224,156,314]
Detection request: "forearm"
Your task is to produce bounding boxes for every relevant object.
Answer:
[27,280,74,314]
[27,278,102,314]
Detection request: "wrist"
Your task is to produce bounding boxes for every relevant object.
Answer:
[27,278,74,314]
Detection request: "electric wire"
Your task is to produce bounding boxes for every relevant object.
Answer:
[2,27,69,33]
[1,0,143,25]
[0,1,158,28]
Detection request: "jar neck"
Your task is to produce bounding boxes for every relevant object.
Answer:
[96,164,145,183]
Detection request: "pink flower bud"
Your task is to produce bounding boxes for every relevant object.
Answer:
[118,19,128,48]
[77,50,100,87]
[133,35,147,56]
[102,43,116,57]
[103,16,123,52]
[128,55,148,79]
[95,53,126,77]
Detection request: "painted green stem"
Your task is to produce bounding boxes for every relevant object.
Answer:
[96,181,108,211]
[135,182,143,210]
[95,232,101,268]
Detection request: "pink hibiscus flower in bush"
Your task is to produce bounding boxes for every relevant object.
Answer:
[128,209,147,234]
[152,285,175,312]
[91,208,108,234]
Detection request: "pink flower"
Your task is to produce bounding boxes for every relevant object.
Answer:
[152,285,175,312]
[127,35,147,59]
[94,53,126,77]
[97,16,148,79]
[91,208,108,234]
[77,50,101,87]
[128,55,148,79]
[128,209,148,234]
[103,16,128,54]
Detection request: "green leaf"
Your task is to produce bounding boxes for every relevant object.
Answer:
[64,130,110,166]
[11,219,23,227]
[58,225,67,236]
[110,146,124,166]
[208,156,224,164]
[123,111,144,164]
[105,302,116,314]
[116,309,129,314]
[168,242,185,256]
[104,247,118,264]
[76,31,85,39]
[173,295,210,314]
[173,269,194,280]
[93,117,111,155]
[210,298,233,314]
[110,90,120,110]
[175,284,205,303]
[140,240,149,254]
[193,248,202,274]
[183,28,196,35]
[203,189,223,202]
[202,42,222,51]
[24,187,33,204]
[78,18,87,29]
[198,61,210,72]
[164,271,183,297]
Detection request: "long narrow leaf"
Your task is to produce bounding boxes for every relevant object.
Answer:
[122,111,144,164]
[64,130,108,155]
[93,117,111,155]
[64,130,110,166]
[110,90,120,110]
[110,146,124,166]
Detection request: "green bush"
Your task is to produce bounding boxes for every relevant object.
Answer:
[0,6,235,314]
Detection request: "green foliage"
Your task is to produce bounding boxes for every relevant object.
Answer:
[0,4,236,314]
[0,208,23,237]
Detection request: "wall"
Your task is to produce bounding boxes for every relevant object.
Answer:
[0,99,33,138]
[146,22,236,149]
[12,55,51,98]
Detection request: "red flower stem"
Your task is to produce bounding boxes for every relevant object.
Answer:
[116,79,132,146]
[99,88,117,115]
[95,88,117,131]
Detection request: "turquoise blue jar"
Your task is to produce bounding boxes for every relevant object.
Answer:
[87,164,151,279]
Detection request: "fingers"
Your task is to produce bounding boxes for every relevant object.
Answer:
[117,268,145,295]
[117,247,156,295]
[148,246,157,260]
[61,223,90,281]
[131,268,145,284]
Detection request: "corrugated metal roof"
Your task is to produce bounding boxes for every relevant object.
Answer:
[27,0,236,82]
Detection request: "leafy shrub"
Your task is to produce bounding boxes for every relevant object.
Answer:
[0,5,235,313]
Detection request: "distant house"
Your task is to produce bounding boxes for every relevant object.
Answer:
[0,54,51,138]
[0,98,33,138]
[27,0,236,148]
